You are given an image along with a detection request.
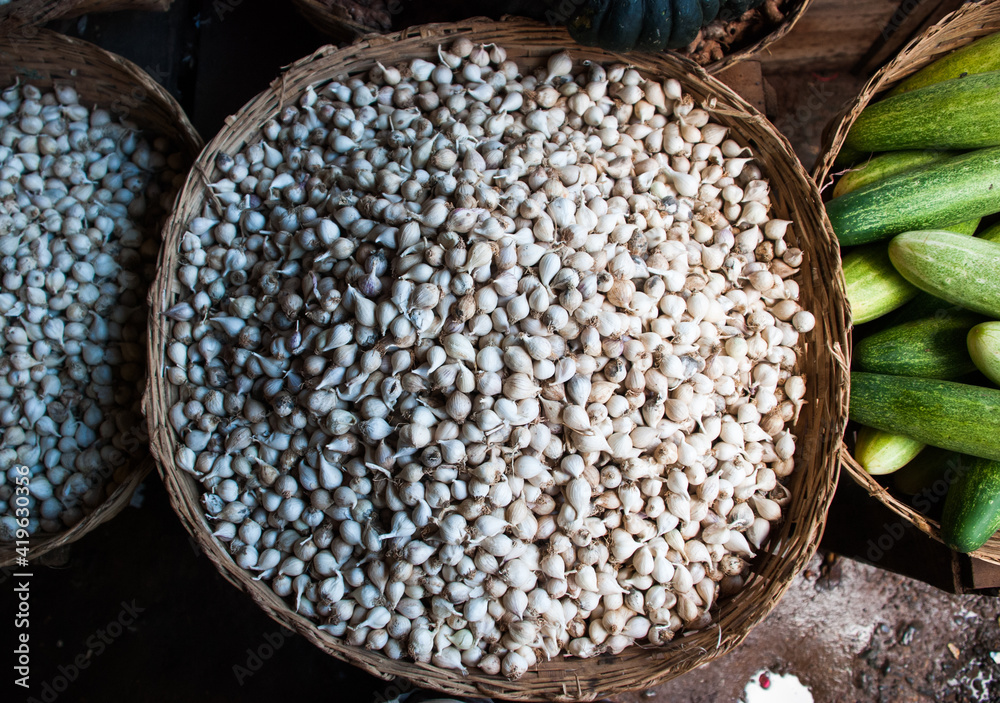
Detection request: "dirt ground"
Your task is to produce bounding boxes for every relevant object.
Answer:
[614,553,1000,703]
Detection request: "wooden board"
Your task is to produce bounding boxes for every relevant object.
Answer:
[856,0,966,75]
[759,0,909,72]
[716,59,766,113]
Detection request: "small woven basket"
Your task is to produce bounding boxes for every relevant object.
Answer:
[0,28,201,568]
[289,0,814,74]
[814,0,1000,566]
[147,18,848,701]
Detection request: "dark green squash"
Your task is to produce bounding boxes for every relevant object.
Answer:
[566,0,613,47]
[564,0,768,53]
[699,0,720,23]
[724,0,765,16]
[668,0,702,48]
[595,0,646,51]
[636,0,673,51]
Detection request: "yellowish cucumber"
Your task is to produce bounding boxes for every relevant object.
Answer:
[854,426,926,475]
[889,230,1000,318]
[893,446,958,496]
[978,221,1000,242]
[843,219,979,326]
[968,322,1000,386]
[890,31,1000,96]
[842,244,917,324]
[845,72,1000,152]
[883,218,982,326]
[832,151,952,199]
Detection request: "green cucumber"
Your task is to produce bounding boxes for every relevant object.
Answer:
[833,144,868,170]
[889,295,967,327]
[883,218,982,326]
[855,315,981,379]
[978,221,1000,243]
[842,244,918,324]
[889,230,1000,318]
[826,147,1000,246]
[849,372,1000,462]
[893,446,958,496]
[890,31,1000,96]
[832,150,951,199]
[845,71,1000,152]
[854,426,926,475]
[941,455,1000,553]
[969,322,1000,386]
[944,218,982,238]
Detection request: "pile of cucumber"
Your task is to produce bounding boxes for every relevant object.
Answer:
[826,32,1000,553]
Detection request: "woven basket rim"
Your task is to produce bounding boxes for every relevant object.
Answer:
[289,0,815,74]
[813,0,1000,566]
[147,17,848,700]
[0,27,202,568]
[0,0,173,31]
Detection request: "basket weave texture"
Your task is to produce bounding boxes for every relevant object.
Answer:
[0,0,172,30]
[814,0,1000,566]
[147,18,848,700]
[0,28,201,568]
[289,1,814,74]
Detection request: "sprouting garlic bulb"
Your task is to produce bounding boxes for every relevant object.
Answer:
[0,81,182,541]
[164,40,811,680]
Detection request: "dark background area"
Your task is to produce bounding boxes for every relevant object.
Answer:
[0,1,991,701]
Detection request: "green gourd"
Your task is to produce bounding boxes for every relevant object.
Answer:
[636,0,673,50]
[596,0,646,52]
[700,0,720,23]
[566,0,765,52]
[669,0,702,49]
[566,0,612,47]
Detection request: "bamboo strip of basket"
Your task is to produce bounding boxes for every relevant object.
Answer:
[0,0,172,31]
[0,28,202,568]
[814,0,1000,566]
[148,17,848,700]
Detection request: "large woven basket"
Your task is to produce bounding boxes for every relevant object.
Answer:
[814,0,1000,565]
[147,18,848,700]
[0,0,172,29]
[289,0,814,74]
[0,29,201,568]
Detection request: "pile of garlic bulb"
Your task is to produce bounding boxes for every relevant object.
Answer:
[0,81,184,541]
[163,40,814,679]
